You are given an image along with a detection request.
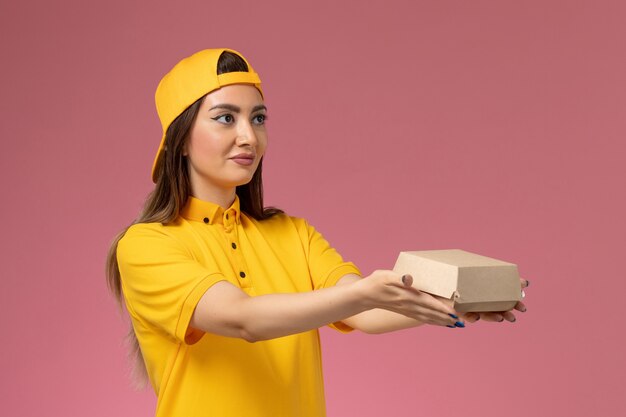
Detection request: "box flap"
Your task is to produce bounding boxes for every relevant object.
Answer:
[392,251,459,299]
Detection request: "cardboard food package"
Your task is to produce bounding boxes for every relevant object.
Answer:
[392,249,522,313]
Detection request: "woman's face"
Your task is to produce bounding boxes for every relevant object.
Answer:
[184,84,267,199]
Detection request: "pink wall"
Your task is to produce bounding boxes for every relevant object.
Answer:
[2,1,624,416]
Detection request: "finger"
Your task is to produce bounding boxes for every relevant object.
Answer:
[479,312,504,322]
[440,316,466,328]
[463,313,480,323]
[390,285,462,326]
[419,305,465,328]
[397,296,461,327]
[502,311,516,322]
[514,301,527,312]
[419,292,460,320]
[381,273,461,326]
[401,274,413,287]
[386,302,457,328]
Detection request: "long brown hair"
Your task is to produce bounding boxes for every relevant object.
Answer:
[106,51,282,387]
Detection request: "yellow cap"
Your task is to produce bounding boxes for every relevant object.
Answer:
[152,48,263,182]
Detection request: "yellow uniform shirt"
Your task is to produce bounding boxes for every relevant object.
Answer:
[117,195,361,417]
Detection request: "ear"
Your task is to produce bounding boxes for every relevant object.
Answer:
[181,143,188,157]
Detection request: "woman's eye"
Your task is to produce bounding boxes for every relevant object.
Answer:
[252,114,267,125]
[213,114,234,124]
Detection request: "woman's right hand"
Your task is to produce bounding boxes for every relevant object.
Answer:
[354,270,463,328]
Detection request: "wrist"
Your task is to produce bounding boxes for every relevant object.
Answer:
[351,276,378,311]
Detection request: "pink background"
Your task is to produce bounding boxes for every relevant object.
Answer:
[2,1,624,416]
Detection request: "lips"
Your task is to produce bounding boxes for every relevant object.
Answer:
[230,153,255,166]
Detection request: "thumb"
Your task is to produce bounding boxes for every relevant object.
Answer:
[401,274,413,287]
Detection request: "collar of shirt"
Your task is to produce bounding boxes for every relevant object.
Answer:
[180,195,242,226]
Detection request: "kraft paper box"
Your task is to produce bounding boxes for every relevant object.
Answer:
[392,249,522,313]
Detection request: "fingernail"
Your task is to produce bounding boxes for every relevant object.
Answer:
[511,317,517,322]
[446,325,455,328]
[401,275,409,285]
[455,321,465,328]
[521,307,527,312]
[498,318,504,322]
[525,280,530,287]
[449,313,458,319]
[475,316,480,321]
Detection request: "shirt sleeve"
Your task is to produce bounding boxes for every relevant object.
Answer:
[117,223,233,344]
[301,219,362,333]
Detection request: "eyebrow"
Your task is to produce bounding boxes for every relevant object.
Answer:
[208,104,267,113]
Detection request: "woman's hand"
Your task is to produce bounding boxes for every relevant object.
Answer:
[353,270,463,328]
[461,278,529,323]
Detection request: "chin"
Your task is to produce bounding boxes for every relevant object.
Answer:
[228,175,255,188]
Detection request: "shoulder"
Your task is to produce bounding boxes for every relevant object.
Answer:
[121,221,176,242]
[118,220,188,258]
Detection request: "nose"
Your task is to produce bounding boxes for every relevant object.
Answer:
[235,119,258,147]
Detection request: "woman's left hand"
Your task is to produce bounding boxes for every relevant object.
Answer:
[462,277,529,323]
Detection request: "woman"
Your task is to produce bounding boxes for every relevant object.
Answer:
[106,48,527,417]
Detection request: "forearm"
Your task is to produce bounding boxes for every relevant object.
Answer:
[342,308,427,334]
[241,286,371,341]
[191,280,371,342]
